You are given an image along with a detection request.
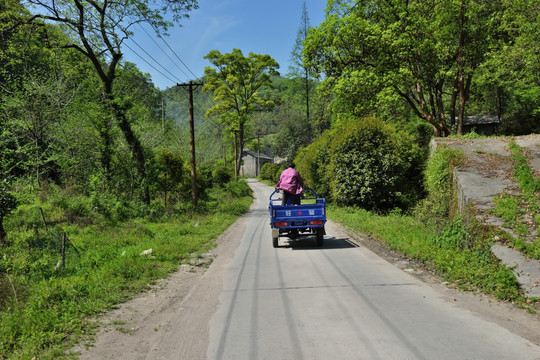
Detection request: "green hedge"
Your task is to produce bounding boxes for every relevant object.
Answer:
[295,116,424,210]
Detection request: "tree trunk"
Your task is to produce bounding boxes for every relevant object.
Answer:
[103,87,150,204]
[0,216,6,245]
[236,122,245,178]
[98,114,113,184]
[233,130,238,181]
[305,67,310,123]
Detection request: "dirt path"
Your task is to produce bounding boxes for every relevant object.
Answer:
[71,214,249,359]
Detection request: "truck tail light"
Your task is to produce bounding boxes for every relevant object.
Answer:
[309,220,323,225]
[275,222,289,227]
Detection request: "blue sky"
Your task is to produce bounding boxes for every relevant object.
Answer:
[122,0,328,90]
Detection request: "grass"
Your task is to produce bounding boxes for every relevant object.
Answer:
[325,142,533,307]
[328,206,523,302]
[491,141,540,259]
[0,182,252,359]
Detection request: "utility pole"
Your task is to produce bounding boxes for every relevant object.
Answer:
[162,98,165,132]
[256,133,260,177]
[233,130,238,181]
[177,80,203,207]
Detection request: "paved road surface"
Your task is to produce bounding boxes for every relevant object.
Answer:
[205,180,539,359]
[76,179,540,359]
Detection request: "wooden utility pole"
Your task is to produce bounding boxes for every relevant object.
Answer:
[256,133,260,177]
[177,81,203,207]
[233,130,238,181]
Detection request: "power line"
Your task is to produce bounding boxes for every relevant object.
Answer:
[136,10,201,82]
[125,38,185,84]
[135,23,192,82]
[122,42,178,84]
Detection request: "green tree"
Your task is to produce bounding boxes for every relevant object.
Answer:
[0,119,19,243]
[203,49,279,177]
[150,149,184,205]
[304,0,499,136]
[288,1,315,124]
[26,0,198,203]
[476,0,540,134]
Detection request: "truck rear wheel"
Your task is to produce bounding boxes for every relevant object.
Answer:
[316,228,324,247]
[273,235,279,248]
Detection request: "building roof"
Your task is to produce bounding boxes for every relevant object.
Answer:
[462,115,500,126]
[242,150,273,160]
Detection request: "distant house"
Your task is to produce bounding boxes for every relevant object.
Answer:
[460,115,500,135]
[240,150,274,177]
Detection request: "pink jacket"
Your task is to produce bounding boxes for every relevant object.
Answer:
[276,167,304,195]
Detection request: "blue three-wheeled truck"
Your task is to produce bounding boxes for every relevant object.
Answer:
[268,187,327,248]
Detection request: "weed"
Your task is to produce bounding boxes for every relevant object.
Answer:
[431,216,471,249]
[0,185,252,359]
[491,141,540,259]
[329,206,525,302]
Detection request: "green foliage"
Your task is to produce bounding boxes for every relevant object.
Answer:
[224,180,252,198]
[0,185,251,359]
[329,117,422,209]
[305,0,539,136]
[431,216,471,250]
[414,147,464,225]
[259,162,285,183]
[296,117,423,210]
[295,128,335,199]
[149,149,184,204]
[509,142,540,193]
[211,165,232,187]
[329,206,522,302]
[490,142,540,259]
[203,49,279,176]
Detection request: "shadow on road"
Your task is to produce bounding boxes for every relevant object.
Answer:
[284,236,359,250]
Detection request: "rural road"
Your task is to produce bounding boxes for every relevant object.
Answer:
[75,179,540,360]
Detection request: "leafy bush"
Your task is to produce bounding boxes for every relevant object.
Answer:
[295,128,335,198]
[0,179,17,242]
[414,147,464,226]
[212,165,232,187]
[224,180,252,197]
[328,117,422,209]
[260,162,273,181]
[431,216,471,249]
[259,162,285,183]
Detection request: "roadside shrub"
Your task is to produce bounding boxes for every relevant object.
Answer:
[414,147,464,226]
[295,129,334,198]
[149,149,184,204]
[260,163,285,183]
[224,180,252,198]
[431,216,471,249]
[328,117,422,210]
[260,163,273,181]
[212,165,232,187]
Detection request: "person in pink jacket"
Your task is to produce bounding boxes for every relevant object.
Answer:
[276,162,304,205]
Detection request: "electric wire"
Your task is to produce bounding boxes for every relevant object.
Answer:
[135,22,192,81]
[125,38,185,84]
[122,42,179,84]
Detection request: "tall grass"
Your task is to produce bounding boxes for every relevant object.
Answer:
[328,206,521,301]
[490,141,540,259]
[0,182,252,359]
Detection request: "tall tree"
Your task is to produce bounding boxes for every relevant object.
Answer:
[304,0,499,136]
[289,1,314,124]
[26,0,198,202]
[0,118,18,243]
[203,49,279,177]
[479,0,540,129]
